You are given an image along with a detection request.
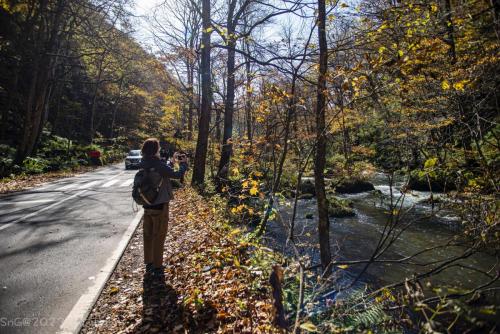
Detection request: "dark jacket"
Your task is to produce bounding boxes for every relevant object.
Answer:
[139,157,188,209]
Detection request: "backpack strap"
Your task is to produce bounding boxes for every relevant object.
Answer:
[138,189,152,205]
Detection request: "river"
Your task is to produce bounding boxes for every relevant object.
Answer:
[266,173,498,292]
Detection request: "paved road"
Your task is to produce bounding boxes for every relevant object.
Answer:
[0,164,139,333]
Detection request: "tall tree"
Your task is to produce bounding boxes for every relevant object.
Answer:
[215,0,297,188]
[14,0,69,163]
[192,0,212,186]
[216,0,257,188]
[152,0,201,139]
[314,0,332,275]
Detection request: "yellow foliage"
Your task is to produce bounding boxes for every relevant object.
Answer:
[249,186,258,196]
[441,80,451,90]
[453,80,469,91]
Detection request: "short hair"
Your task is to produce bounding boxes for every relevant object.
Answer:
[141,138,160,158]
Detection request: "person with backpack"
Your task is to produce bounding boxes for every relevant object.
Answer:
[133,138,188,277]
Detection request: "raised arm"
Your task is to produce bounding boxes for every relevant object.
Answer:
[157,161,188,179]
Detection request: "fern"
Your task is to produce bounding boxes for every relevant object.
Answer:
[349,302,387,328]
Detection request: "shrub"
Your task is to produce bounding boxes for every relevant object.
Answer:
[0,144,16,177]
[22,157,49,174]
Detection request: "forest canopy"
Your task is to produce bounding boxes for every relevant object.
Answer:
[0,0,181,174]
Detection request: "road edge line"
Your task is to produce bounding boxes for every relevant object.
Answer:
[58,209,143,334]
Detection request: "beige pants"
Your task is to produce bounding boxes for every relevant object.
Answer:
[143,203,169,268]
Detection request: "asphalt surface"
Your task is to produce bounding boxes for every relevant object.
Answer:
[0,164,139,334]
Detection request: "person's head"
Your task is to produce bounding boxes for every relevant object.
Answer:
[141,138,160,158]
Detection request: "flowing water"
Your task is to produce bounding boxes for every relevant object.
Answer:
[266,173,498,291]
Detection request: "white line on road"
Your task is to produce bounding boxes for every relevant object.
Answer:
[0,172,125,232]
[56,183,79,191]
[77,180,100,189]
[101,179,120,188]
[120,179,133,187]
[58,209,143,334]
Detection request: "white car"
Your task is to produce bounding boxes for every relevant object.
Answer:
[125,150,142,169]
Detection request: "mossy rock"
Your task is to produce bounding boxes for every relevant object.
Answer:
[408,171,456,192]
[335,179,375,194]
[327,196,355,218]
[328,204,355,218]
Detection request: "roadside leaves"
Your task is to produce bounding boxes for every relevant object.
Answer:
[81,187,279,333]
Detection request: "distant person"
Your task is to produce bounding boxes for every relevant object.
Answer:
[134,138,188,277]
[88,149,102,166]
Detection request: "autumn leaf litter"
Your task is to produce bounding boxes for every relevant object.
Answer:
[81,187,280,333]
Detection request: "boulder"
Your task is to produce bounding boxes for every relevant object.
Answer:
[335,179,375,194]
[407,175,456,192]
[328,204,355,218]
[300,177,316,195]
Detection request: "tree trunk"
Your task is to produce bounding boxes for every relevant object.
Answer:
[217,37,236,187]
[442,0,456,63]
[110,76,124,138]
[15,0,66,164]
[314,0,332,276]
[215,107,222,141]
[245,41,253,144]
[86,52,105,144]
[32,82,55,155]
[339,86,350,173]
[216,2,237,189]
[191,0,212,186]
[187,64,195,140]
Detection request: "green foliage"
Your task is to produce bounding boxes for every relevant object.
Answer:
[347,302,387,329]
[0,133,127,178]
[22,157,49,174]
[423,157,438,169]
[314,290,399,333]
[0,144,16,176]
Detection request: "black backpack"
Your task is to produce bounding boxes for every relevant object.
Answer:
[132,167,163,206]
